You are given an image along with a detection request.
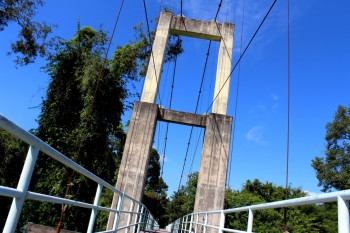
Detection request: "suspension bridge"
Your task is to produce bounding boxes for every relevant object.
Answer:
[1,1,350,233]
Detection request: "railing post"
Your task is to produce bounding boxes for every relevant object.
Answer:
[247,208,254,233]
[176,218,180,233]
[219,211,225,233]
[183,215,186,233]
[195,213,199,233]
[133,203,141,232]
[151,214,155,230]
[3,145,40,233]
[189,214,194,233]
[113,193,125,231]
[125,200,135,233]
[87,183,103,233]
[137,205,144,233]
[145,209,151,230]
[203,213,208,233]
[184,215,188,233]
[338,196,350,233]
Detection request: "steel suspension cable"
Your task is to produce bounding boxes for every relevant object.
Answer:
[177,0,225,190]
[207,0,278,113]
[213,0,234,66]
[142,0,162,106]
[158,0,164,17]
[227,0,246,188]
[185,0,227,179]
[177,41,213,190]
[187,129,204,179]
[157,56,171,157]
[160,37,180,178]
[283,0,291,231]
[214,0,223,21]
[186,42,217,180]
[56,1,125,232]
[93,0,125,99]
[177,40,215,190]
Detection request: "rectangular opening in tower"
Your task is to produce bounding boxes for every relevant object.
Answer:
[156,36,220,115]
[153,120,205,196]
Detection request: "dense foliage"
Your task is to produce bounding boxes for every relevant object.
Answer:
[166,172,198,222]
[165,177,337,232]
[312,105,350,191]
[0,17,183,230]
[0,130,28,228]
[16,25,144,231]
[0,2,346,231]
[225,179,337,233]
[143,149,169,227]
[0,0,54,65]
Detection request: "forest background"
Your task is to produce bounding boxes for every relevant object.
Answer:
[1,0,349,232]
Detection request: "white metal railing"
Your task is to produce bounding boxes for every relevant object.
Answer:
[0,114,159,233]
[166,190,350,233]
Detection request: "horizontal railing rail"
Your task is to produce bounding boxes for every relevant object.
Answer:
[166,189,350,233]
[0,114,159,233]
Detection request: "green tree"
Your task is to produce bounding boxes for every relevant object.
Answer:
[312,105,350,192]
[17,25,153,231]
[0,0,54,65]
[166,172,198,222]
[143,148,169,227]
[224,179,337,233]
[13,21,182,231]
[0,129,28,229]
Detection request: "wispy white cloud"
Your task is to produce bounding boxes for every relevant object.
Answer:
[271,94,279,109]
[271,94,279,100]
[157,0,306,66]
[183,0,218,21]
[246,125,266,144]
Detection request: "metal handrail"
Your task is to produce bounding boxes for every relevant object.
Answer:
[0,114,159,233]
[166,189,350,233]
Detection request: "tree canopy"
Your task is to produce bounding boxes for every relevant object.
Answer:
[165,178,337,232]
[143,148,169,227]
[312,105,350,192]
[225,179,337,233]
[10,23,172,231]
[0,129,28,229]
[1,3,345,231]
[166,172,198,222]
[0,18,182,231]
[0,0,54,65]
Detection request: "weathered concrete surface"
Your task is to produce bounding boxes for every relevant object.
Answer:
[194,113,232,230]
[107,101,158,230]
[22,223,77,233]
[170,16,221,41]
[141,11,235,115]
[158,108,207,127]
[212,22,234,115]
[109,10,234,232]
[141,12,172,103]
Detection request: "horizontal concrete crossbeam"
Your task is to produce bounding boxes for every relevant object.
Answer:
[158,108,207,127]
[170,16,222,41]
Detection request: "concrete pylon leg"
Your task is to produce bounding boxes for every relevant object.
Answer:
[107,101,158,231]
[141,11,172,103]
[194,113,232,232]
[212,22,234,115]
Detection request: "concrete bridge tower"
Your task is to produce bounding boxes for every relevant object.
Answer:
[107,11,234,230]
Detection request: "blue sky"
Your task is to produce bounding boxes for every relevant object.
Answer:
[1,0,350,197]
